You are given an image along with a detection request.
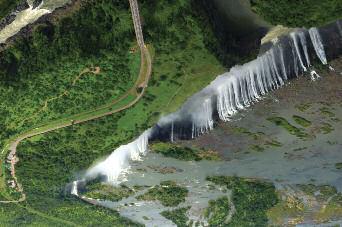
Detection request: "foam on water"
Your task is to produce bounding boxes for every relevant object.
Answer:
[85,130,150,183]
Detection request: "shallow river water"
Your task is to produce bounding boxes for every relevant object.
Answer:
[86,59,342,226]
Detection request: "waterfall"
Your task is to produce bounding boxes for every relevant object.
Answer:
[79,23,340,184]
[71,181,78,196]
[152,25,335,140]
[309,27,328,65]
[191,98,214,138]
[290,31,308,71]
[85,130,150,183]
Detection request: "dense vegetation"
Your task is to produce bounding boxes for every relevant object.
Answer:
[137,181,188,207]
[161,207,190,227]
[336,163,342,170]
[0,0,20,20]
[207,176,279,226]
[151,142,220,161]
[267,113,335,140]
[0,0,231,224]
[0,0,339,225]
[0,199,141,226]
[250,0,342,27]
[82,181,134,202]
[0,0,138,148]
[205,196,231,226]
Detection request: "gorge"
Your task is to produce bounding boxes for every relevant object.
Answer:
[0,0,341,226]
[81,19,342,186]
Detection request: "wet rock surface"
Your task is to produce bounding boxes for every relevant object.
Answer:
[32,0,43,9]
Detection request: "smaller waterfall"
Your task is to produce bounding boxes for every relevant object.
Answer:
[71,181,78,196]
[290,31,308,71]
[0,1,51,44]
[85,130,150,183]
[191,98,214,138]
[309,27,328,65]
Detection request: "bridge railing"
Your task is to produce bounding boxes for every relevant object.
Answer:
[129,0,145,48]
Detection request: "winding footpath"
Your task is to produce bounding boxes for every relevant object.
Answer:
[0,0,151,207]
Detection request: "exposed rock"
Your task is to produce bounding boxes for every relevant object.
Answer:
[32,0,43,9]
[261,25,294,45]
[0,0,29,31]
[0,14,16,31]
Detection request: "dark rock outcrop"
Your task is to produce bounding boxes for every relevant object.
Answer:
[32,0,43,9]
[195,0,269,67]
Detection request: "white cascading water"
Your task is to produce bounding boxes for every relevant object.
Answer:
[78,26,330,186]
[158,26,328,139]
[309,27,328,65]
[0,1,51,44]
[291,31,308,71]
[85,129,150,184]
[191,98,214,138]
[71,181,78,196]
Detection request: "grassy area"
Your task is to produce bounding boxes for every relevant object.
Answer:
[319,107,336,118]
[268,185,342,225]
[336,163,342,170]
[204,196,231,226]
[2,0,227,222]
[250,0,342,27]
[137,181,188,207]
[315,194,342,223]
[297,184,337,201]
[81,181,134,202]
[151,142,220,161]
[293,115,312,128]
[295,103,312,112]
[207,176,279,226]
[267,117,309,139]
[0,0,20,20]
[160,207,190,227]
[0,199,142,226]
[267,192,305,226]
[319,122,334,134]
[0,0,138,148]
[230,126,283,153]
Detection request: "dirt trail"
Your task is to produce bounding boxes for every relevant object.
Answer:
[21,67,101,125]
[0,0,151,205]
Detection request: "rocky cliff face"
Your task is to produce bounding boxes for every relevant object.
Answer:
[195,0,269,66]
[0,1,29,31]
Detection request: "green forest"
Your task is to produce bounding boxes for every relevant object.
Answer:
[0,0,20,20]
[251,0,342,27]
[0,0,227,225]
[0,0,341,225]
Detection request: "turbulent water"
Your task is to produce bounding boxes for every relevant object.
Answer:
[0,0,70,44]
[85,130,150,183]
[78,22,342,186]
